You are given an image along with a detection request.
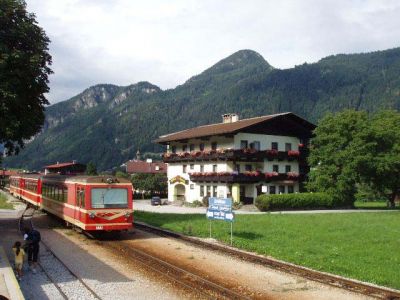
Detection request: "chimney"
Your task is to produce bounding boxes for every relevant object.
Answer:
[222,113,239,123]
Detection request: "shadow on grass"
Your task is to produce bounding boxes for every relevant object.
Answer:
[233,231,264,240]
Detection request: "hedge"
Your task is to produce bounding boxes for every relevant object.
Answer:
[255,192,337,211]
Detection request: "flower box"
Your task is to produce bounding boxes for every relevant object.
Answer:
[288,150,300,157]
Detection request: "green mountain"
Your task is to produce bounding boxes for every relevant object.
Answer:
[4,47,400,170]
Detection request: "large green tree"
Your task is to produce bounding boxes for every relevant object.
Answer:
[131,173,167,195]
[307,110,369,206]
[354,110,400,207]
[0,0,52,156]
[85,161,98,175]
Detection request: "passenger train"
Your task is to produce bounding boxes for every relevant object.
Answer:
[9,174,133,232]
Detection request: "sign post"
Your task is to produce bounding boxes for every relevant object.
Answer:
[206,197,234,245]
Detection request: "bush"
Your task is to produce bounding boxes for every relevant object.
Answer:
[184,200,203,207]
[255,193,337,211]
[232,201,243,210]
[202,196,209,207]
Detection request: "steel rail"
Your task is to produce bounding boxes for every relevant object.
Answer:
[102,240,252,300]
[134,221,400,300]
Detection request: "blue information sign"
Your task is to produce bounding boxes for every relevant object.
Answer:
[206,197,234,222]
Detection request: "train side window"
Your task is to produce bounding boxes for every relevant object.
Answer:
[62,186,68,202]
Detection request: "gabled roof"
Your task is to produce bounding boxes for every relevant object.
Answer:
[126,160,167,174]
[155,112,315,144]
[44,162,85,169]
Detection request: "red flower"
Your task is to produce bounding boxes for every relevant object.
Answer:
[288,150,300,156]
[265,172,279,178]
[266,149,278,156]
[287,172,299,179]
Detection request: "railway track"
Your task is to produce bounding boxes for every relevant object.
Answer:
[21,208,249,300]
[16,203,400,299]
[20,208,102,300]
[134,221,400,300]
[101,240,252,300]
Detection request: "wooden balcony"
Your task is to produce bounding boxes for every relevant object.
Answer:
[189,172,303,183]
[163,148,307,163]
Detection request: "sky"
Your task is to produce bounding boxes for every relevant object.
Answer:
[26,0,400,103]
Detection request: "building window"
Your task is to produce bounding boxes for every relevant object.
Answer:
[190,164,194,170]
[279,185,285,194]
[183,165,187,173]
[213,186,217,197]
[245,164,252,171]
[190,144,195,152]
[211,142,217,150]
[182,144,187,152]
[199,143,205,151]
[285,165,291,173]
[171,145,176,153]
[200,165,204,172]
[273,165,279,172]
[200,185,204,197]
[212,165,217,172]
[206,186,211,197]
[190,184,194,190]
[271,142,278,150]
[285,143,292,151]
[234,164,240,173]
[288,186,294,194]
[270,186,276,194]
[240,140,248,149]
[250,141,260,151]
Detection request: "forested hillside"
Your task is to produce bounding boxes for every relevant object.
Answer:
[4,48,400,170]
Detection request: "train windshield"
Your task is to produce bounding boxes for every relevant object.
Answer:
[91,188,128,208]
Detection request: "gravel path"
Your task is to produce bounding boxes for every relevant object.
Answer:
[39,242,98,300]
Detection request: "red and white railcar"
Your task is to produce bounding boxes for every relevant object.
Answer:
[9,174,133,232]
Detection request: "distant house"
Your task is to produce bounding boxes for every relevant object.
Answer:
[44,161,86,175]
[126,158,167,175]
[0,169,19,187]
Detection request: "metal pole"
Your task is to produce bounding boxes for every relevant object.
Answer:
[230,222,233,246]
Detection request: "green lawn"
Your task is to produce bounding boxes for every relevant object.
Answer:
[135,211,400,290]
[0,193,13,209]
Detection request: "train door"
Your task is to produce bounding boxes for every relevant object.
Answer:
[75,185,85,223]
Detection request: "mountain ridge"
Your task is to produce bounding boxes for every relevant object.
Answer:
[3,47,400,170]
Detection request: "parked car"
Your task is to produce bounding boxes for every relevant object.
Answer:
[151,196,161,206]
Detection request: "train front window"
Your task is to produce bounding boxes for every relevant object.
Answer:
[91,188,128,208]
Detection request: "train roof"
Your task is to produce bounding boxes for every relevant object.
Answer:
[11,174,131,184]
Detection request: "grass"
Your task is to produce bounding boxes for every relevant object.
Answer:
[0,193,13,209]
[135,210,400,290]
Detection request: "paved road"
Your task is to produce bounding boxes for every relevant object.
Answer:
[134,199,399,215]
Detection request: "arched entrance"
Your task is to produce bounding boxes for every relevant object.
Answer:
[174,184,186,202]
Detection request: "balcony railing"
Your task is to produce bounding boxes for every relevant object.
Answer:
[163,147,306,163]
[189,171,302,183]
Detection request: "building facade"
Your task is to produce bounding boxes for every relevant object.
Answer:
[156,113,315,204]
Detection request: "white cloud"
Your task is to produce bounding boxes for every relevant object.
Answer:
[26,0,400,103]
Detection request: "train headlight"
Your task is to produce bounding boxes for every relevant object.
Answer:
[89,212,95,219]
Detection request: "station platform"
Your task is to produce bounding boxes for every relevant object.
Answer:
[0,246,24,300]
